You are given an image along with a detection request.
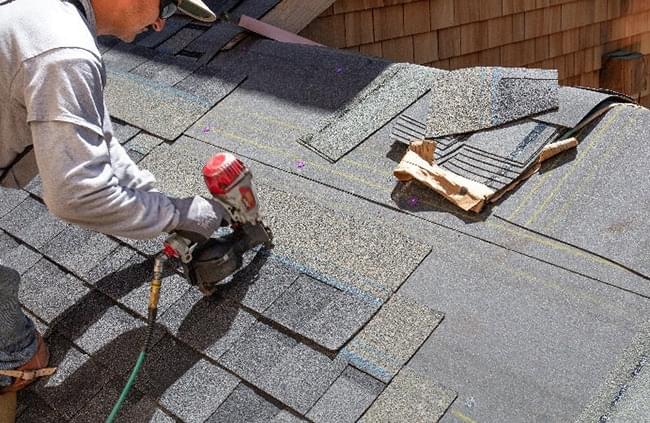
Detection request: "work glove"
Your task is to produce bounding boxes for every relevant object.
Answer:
[170,196,226,245]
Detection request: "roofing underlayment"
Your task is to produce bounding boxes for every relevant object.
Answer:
[3,5,650,423]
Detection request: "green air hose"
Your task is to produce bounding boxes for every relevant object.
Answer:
[106,253,167,423]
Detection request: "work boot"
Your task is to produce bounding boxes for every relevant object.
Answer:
[0,333,56,394]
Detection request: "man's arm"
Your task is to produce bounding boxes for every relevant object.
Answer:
[20,48,223,240]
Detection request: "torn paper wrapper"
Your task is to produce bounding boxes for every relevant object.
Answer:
[394,138,578,213]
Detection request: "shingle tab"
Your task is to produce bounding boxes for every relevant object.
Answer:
[41,226,119,278]
[131,54,199,86]
[0,237,41,274]
[306,366,385,423]
[158,359,240,423]
[359,367,456,422]
[219,321,297,388]
[159,289,257,361]
[19,258,89,324]
[111,119,140,144]
[33,333,112,419]
[342,294,443,383]
[102,42,157,72]
[205,383,281,423]
[105,69,211,141]
[0,197,67,248]
[261,343,347,413]
[0,187,28,219]
[70,376,150,423]
[264,274,380,350]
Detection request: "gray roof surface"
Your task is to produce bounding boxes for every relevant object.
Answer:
[3,8,649,423]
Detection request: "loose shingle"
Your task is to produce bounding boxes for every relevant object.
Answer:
[205,383,280,423]
[342,294,443,383]
[425,67,559,138]
[19,259,89,324]
[307,366,385,423]
[159,359,240,423]
[105,69,211,141]
[158,289,257,361]
[359,367,456,422]
[535,86,631,128]
[264,275,380,350]
[0,197,67,248]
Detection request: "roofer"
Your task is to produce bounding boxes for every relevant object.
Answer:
[0,0,221,396]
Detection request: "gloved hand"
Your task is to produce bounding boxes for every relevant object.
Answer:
[170,196,226,245]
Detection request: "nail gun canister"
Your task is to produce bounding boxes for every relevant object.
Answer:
[202,152,261,225]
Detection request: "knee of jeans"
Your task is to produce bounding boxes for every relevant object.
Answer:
[0,265,21,294]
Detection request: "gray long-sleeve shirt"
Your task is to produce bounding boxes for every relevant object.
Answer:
[0,0,181,239]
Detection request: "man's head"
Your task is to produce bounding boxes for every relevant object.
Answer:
[92,0,216,42]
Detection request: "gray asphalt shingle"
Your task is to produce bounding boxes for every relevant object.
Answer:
[158,359,240,423]
[264,274,381,350]
[342,293,444,383]
[425,67,559,138]
[306,366,385,423]
[19,258,89,324]
[359,367,456,422]
[0,187,28,219]
[205,383,281,423]
[0,197,67,248]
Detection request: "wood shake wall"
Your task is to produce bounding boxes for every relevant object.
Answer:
[299,0,650,104]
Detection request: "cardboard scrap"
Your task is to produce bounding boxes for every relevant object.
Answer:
[394,140,495,212]
[394,138,578,213]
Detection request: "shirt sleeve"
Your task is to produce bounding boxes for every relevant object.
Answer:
[30,121,179,239]
[20,48,180,239]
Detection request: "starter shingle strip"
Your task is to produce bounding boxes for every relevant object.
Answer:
[300,63,443,162]
[341,293,444,383]
[105,69,211,141]
[425,67,559,138]
[359,367,456,422]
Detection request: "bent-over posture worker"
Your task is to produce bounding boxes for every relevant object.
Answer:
[0,0,221,396]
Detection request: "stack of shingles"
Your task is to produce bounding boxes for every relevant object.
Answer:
[390,67,633,212]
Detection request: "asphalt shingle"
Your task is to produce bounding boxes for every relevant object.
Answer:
[156,27,204,55]
[425,67,559,138]
[264,274,381,350]
[102,42,158,72]
[359,367,456,422]
[33,333,112,420]
[158,359,240,423]
[0,197,67,249]
[123,133,164,156]
[300,63,442,162]
[105,69,211,141]
[205,383,281,423]
[110,119,140,144]
[19,258,89,324]
[0,237,41,275]
[40,226,119,278]
[70,376,150,423]
[261,343,347,414]
[131,53,199,86]
[0,187,28,219]
[159,289,258,361]
[342,293,444,383]
[306,366,385,423]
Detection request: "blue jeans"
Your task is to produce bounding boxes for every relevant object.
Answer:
[0,265,38,388]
